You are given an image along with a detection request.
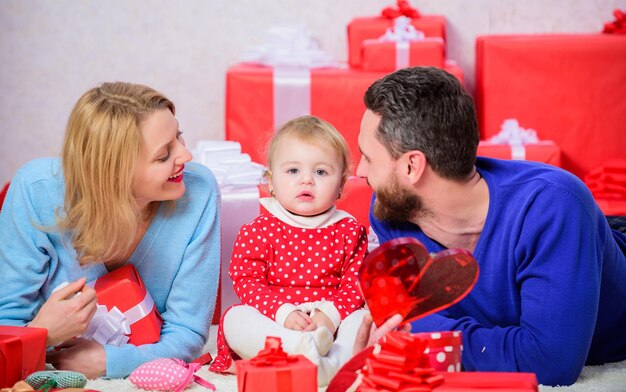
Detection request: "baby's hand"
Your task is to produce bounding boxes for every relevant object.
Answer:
[306,310,336,334]
[284,310,312,331]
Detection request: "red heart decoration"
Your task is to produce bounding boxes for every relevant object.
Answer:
[359,237,479,327]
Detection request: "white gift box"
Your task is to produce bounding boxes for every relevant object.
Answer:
[193,141,266,318]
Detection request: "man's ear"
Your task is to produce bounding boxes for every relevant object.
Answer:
[404,151,427,184]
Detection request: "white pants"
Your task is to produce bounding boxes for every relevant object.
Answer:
[223,305,367,386]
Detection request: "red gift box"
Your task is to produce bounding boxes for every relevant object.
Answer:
[88,264,162,346]
[362,38,445,71]
[225,64,463,167]
[348,16,446,69]
[477,141,562,167]
[476,34,626,179]
[327,331,536,392]
[235,337,317,392]
[435,372,538,391]
[0,326,47,388]
[416,331,463,373]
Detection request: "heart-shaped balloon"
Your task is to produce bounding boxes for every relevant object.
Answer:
[359,237,479,327]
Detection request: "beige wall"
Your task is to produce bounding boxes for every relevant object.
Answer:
[1,0,622,184]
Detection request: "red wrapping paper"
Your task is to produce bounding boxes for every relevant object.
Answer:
[0,182,9,212]
[475,34,626,179]
[477,141,562,167]
[0,326,47,388]
[225,64,463,168]
[235,337,317,392]
[361,39,445,71]
[348,16,447,68]
[91,264,162,346]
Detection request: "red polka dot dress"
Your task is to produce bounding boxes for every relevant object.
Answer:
[210,211,368,372]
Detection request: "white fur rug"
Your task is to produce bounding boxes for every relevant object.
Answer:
[85,327,626,392]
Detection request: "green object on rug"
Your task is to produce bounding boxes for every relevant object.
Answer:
[25,370,88,391]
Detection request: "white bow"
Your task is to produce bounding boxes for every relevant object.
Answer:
[379,16,425,42]
[489,119,539,146]
[240,24,337,68]
[81,304,131,346]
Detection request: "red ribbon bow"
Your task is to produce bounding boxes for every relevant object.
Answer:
[381,0,421,19]
[358,331,444,391]
[603,9,626,34]
[250,336,298,366]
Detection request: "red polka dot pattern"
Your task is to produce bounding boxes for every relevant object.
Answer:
[210,214,368,372]
[418,331,463,372]
[229,215,367,320]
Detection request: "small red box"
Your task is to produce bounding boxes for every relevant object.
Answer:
[362,39,445,71]
[90,264,162,346]
[235,355,317,392]
[415,331,462,373]
[0,326,47,388]
[348,16,446,68]
[477,141,561,167]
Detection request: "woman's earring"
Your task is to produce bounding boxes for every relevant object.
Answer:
[270,188,275,197]
[337,190,342,200]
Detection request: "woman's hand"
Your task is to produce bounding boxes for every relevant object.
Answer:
[29,277,98,346]
[352,313,406,355]
[284,310,313,331]
[47,338,106,379]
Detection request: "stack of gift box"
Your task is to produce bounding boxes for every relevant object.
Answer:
[224,1,463,229]
[475,20,626,213]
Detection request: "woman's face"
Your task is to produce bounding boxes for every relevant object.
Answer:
[132,108,192,210]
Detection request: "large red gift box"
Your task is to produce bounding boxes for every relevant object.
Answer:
[235,337,317,392]
[348,16,446,68]
[88,264,162,346]
[225,64,463,167]
[475,34,626,179]
[361,38,445,71]
[0,326,47,388]
[477,141,562,167]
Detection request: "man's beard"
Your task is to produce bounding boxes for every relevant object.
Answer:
[373,174,424,223]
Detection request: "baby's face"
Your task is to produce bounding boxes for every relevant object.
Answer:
[268,136,343,216]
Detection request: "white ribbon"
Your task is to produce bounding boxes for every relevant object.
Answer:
[488,119,540,161]
[273,67,311,129]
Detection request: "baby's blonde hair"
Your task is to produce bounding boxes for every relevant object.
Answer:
[265,116,351,185]
[58,82,175,266]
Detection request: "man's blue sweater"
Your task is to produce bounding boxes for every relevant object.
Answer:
[370,157,626,386]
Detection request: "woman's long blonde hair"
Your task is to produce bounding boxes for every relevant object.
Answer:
[58,82,175,266]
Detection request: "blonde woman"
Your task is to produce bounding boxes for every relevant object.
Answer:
[0,82,220,378]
